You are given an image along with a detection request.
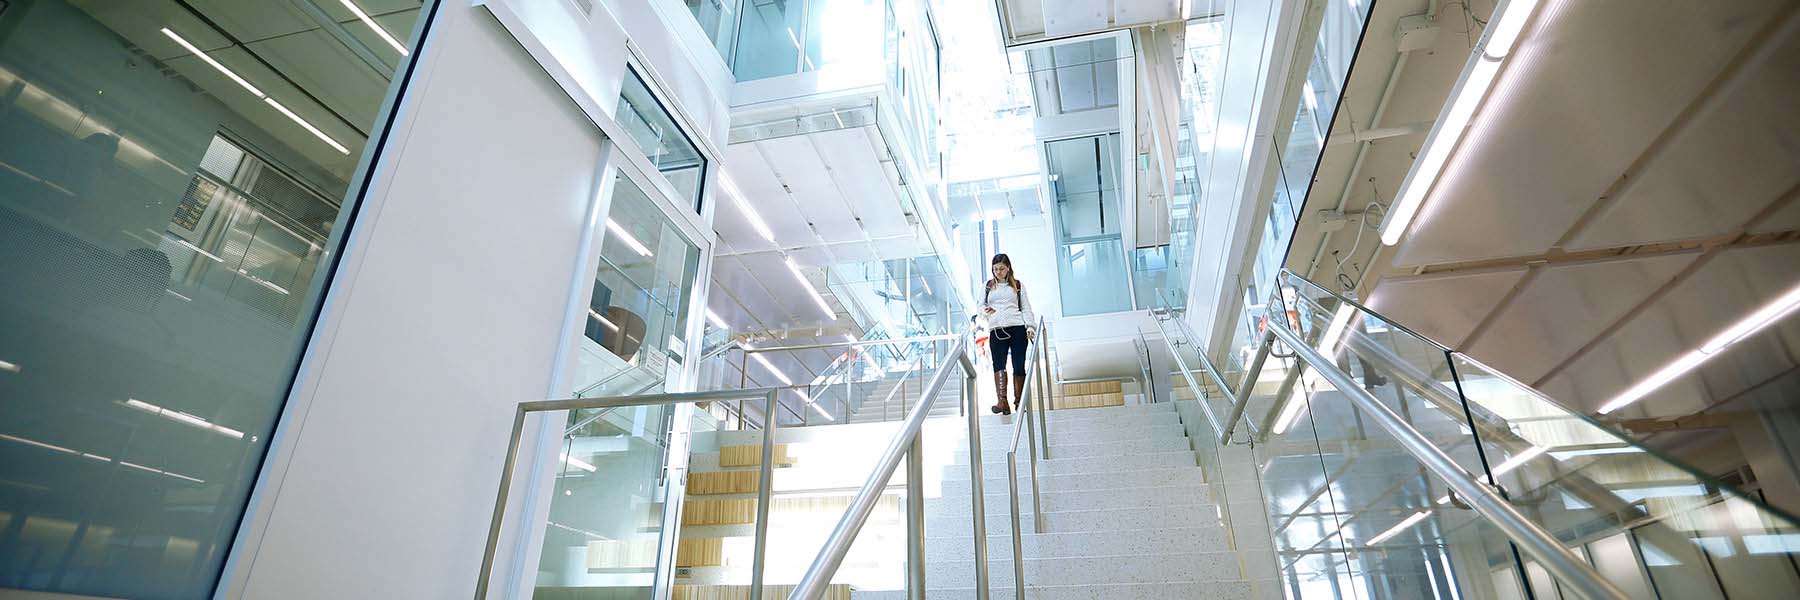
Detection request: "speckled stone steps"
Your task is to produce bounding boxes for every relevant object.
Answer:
[941,450,1196,478]
[850,579,1285,600]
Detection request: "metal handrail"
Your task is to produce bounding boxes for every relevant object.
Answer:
[475,388,781,600]
[1000,318,1050,600]
[1155,288,1243,401]
[1148,310,1226,439]
[790,330,976,599]
[1264,321,1629,600]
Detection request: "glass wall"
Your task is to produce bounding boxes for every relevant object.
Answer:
[732,0,885,81]
[0,0,424,596]
[573,174,703,398]
[616,67,705,212]
[1046,132,1133,316]
[683,0,742,65]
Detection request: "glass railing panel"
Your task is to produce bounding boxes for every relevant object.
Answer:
[533,403,676,596]
[1451,353,1800,598]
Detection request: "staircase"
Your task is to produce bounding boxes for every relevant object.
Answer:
[887,402,1281,599]
[846,378,962,423]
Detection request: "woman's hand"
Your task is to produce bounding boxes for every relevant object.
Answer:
[1027,328,1036,341]
[983,306,996,315]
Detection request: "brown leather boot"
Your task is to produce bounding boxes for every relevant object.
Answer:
[1011,371,1026,410]
[991,371,1012,415]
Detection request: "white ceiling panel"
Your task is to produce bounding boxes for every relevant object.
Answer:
[811,128,914,239]
[1749,198,1800,234]
[1567,19,1800,251]
[1392,0,1784,267]
[1542,243,1800,417]
[1039,0,1108,38]
[756,135,866,245]
[1365,268,1528,348]
[723,142,815,248]
[1463,253,1698,383]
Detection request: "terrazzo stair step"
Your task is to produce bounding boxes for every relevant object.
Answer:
[921,525,1234,561]
[1045,412,1187,433]
[926,483,1224,516]
[925,502,1222,534]
[940,450,1194,479]
[975,422,1188,446]
[953,437,1193,464]
[968,402,1174,424]
[925,503,1224,536]
[944,466,1207,494]
[926,551,1244,587]
[851,579,1280,600]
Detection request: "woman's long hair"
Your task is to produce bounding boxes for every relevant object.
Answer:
[986,253,1021,293]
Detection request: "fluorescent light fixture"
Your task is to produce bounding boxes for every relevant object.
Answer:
[605,218,654,257]
[559,452,597,472]
[1601,282,1800,414]
[706,308,728,329]
[0,432,81,455]
[166,289,194,302]
[785,257,836,318]
[160,28,266,98]
[237,269,292,295]
[0,359,18,373]
[752,352,794,386]
[125,398,245,439]
[721,173,777,243]
[588,310,620,332]
[338,0,410,56]
[264,98,350,154]
[1380,0,1540,246]
[1366,510,1432,546]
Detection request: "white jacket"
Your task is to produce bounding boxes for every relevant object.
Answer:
[980,281,1036,330]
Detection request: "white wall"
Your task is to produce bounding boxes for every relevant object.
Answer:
[1183,0,1306,348]
[219,5,610,598]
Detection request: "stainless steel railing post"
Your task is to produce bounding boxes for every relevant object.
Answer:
[963,361,991,600]
[905,434,926,600]
[749,390,778,600]
[1006,451,1025,600]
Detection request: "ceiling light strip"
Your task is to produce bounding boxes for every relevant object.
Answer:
[1600,282,1800,414]
[1379,0,1542,246]
[785,257,836,318]
[265,98,351,154]
[721,173,777,242]
[338,0,411,56]
[160,28,266,97]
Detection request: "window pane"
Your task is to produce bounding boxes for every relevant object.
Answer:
[732,0,803,80]
[616,68,705,212]
[0,1,421,596]
[573,175,701,397]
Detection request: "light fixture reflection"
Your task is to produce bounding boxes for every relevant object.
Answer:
[721,173,777,243]
[0,359,19,373]
[606,218,654,257]
[338,0,411,56]
[265,98,351,154]
[1601,282,1800,414]
[1366,510,1432,546]
[160,28,266,97]
[588,310,621,332]
[125,398,245,439]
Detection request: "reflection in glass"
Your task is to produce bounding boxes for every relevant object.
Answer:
[684,0,742,64]
[616,68,705,211]
[1046,133,1131,315]
[0,1,422,596]
[534,403,677,595]
[575,175,702,398]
